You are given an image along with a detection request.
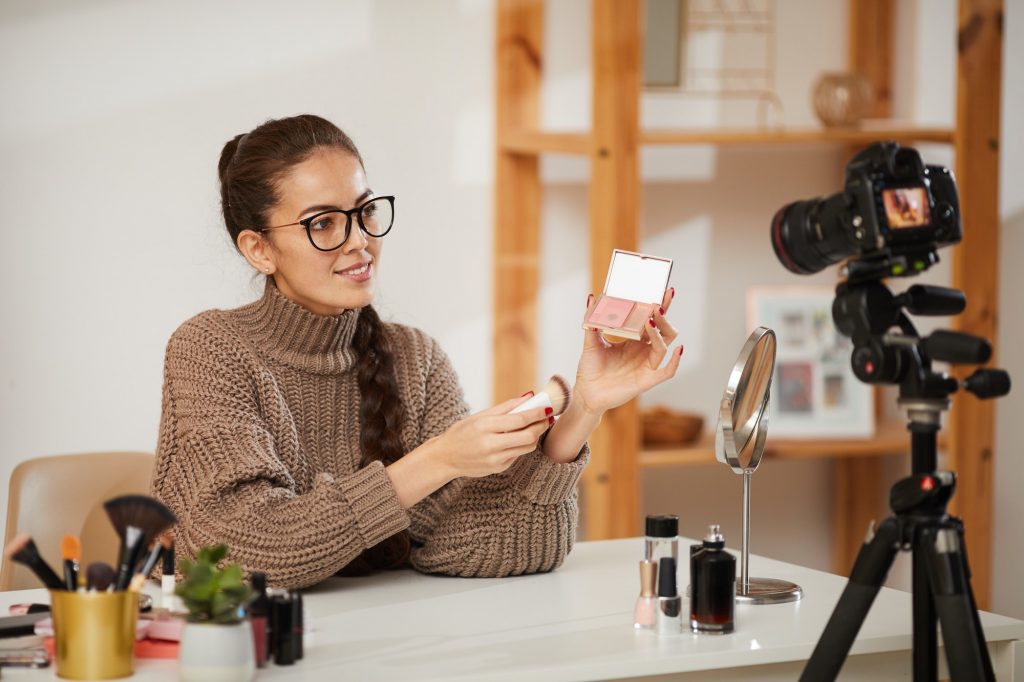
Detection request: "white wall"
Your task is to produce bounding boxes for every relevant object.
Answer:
[1,0,1021,618]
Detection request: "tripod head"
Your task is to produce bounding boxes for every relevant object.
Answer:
[831,255,1010,419]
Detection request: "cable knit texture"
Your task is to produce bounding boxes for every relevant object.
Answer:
[150,281,588,588]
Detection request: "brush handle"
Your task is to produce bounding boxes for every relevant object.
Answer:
[63,560,79,591]
[21,555,65,590]
[138,543,163,581]
[509,391,553,415]
[114,527,146,591]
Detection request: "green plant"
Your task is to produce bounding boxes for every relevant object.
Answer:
[175,544,254,624]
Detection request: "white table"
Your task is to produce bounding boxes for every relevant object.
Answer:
[2,538,1022,681]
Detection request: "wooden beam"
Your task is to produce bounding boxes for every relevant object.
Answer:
[948,0,1003,610]
[848,0,894,118]
[499,130,591,155]
[641,125,954,146]
[583,0,642,540]
[835,0,896,577]
[494,0,543,402]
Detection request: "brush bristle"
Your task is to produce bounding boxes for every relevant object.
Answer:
[4,533,32,560]
[103,495,177,546]
[544,374,572,416]
[62,535,81,562]
[86,562,116,591]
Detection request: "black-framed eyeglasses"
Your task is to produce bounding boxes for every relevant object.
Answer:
[261,195,395,252]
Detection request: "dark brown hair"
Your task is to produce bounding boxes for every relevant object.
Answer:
[218,115,410,574]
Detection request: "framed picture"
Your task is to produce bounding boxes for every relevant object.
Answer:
[747,286,874,439]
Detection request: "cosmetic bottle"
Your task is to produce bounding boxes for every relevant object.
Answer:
[293,592,304,660]
[633,560,657,629]
[644,515,679,566]
[249,573,270,668]
[271,593,297,666]
[689,524,736,634]
[655,557,682,636]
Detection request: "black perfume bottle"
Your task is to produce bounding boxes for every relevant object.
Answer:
[689,524,735,633]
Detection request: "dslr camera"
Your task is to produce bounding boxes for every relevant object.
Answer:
[771,141,961,279]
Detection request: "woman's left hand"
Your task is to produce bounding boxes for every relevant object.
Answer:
[572,288,683,416]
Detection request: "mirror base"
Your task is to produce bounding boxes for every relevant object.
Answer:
[735,577,803,605]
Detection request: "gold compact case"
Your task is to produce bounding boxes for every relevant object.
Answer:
[583,249,674,341]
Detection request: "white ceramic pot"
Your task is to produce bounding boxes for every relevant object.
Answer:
[178,621,255,682]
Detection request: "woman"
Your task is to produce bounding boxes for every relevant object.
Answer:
[151,114,683,588]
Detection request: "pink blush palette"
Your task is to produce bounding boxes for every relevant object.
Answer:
[587,296,636,327]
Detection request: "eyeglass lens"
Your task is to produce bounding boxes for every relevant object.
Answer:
[307,197,394,250]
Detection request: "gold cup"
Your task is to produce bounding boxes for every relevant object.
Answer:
[49,590,138,680]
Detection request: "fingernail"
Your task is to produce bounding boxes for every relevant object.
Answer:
[548,417,555,426]
[659,306,665,316]
[544,407,553,416]
[649,318,656,328]
[521,391,534,398]
[670,287,675,299]
[678,345,685,356]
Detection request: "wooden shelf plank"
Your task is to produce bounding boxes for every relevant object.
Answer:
[639,420,949,469]
[500,130,591,155]
[641,124,955,146]
[499,124,954,156]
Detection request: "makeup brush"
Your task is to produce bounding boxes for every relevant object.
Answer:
[509,374,572,417]
[129,533,174,593]
[103,495,177,591]
[3,534,66,590]
[86,562,116,592]
[61,535,81,591]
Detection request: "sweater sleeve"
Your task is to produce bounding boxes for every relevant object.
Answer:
[150,317,410,589]
[407,336,588,577]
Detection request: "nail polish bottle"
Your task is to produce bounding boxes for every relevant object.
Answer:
[644,515,679,566]
[249,573,270,668]
[633,560,657,629]
[689,524,735,634]
[656,557,682,636]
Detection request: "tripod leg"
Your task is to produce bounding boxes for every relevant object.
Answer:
[925,526,995,681]
[912,544,937,681]
[800,518,901,682]
[955,520,997,681]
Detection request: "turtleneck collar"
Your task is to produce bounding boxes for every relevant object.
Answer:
[231,279,363,375]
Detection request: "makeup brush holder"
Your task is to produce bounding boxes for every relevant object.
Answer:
[50,590,138,680]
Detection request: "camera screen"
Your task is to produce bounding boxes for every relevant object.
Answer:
[882,187,931,228]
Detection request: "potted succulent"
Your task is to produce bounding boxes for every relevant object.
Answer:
[175,544,256,682]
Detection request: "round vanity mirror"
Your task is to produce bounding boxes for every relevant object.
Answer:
[715,326,803,605]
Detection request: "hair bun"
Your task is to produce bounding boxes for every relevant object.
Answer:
[217,133,247,182]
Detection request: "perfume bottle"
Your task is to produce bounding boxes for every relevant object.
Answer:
[690,524,736,634]
[633,560,657,629]
[656,557,682,636]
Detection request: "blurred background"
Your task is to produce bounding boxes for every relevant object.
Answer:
[1,0,1020,617]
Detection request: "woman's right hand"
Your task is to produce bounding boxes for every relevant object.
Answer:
[430,395,552,479]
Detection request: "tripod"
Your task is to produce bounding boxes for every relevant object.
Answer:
[799,269,1011,682]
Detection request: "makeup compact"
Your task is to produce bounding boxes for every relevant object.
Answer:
[583,250,673,341]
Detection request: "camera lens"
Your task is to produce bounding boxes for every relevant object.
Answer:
[770,193,860,275]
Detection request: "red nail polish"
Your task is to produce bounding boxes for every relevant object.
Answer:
[548,417,555,426]
[544,407,553,416]
[659,306,665,315]
[670,287,676,299]
[521,391,534,398]
[649,318,656,328]
[678,345,685,356]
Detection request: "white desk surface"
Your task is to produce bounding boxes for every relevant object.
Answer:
[2,538,1022,681]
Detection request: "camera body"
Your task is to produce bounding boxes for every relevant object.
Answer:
[771,142,961,276]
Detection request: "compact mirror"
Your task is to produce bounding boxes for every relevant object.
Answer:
[715,327,803,605]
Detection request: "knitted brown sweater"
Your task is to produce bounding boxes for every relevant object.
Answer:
[150,281,588,588]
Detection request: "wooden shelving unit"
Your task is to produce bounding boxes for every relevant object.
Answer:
[494,0,1002,606]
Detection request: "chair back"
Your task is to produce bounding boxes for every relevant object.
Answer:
[1,452,154,591]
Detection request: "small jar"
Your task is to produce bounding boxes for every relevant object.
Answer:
[644,515,679,567]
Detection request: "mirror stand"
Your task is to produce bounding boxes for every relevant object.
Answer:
[715,327,803,605]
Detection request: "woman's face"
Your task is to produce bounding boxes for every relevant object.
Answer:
[259,149,382,316]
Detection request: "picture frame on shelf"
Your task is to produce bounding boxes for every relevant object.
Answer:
[747,286,874,439]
